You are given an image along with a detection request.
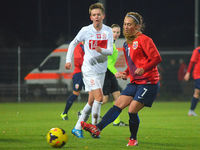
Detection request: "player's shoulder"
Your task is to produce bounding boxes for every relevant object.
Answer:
[102,24,112,32]
[138,33,151,40]
[194,46,200,52]
[80,25,92,31]
[137,34,155,45]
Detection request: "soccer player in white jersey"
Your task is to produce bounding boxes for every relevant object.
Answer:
[65,2,113,138]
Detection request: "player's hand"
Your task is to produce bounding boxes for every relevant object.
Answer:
[121,72,127,80]
[115,72,121,78]
[184,72,190,81]
[134,68,144,76]
[65,62,72,70]
[95,46,102,53]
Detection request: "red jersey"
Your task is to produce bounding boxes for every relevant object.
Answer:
[187,47,200,79]
[123,33,162,84]
[73,43,84,74]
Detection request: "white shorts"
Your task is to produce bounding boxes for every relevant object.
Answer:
[82,72,105,92]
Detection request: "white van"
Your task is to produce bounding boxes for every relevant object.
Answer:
[24,43,128,97]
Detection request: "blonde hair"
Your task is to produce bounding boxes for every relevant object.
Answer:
[126,12,145,31]
[89,3,105,15]
[123,12,145,44]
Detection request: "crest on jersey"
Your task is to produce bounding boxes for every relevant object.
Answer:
[102,33,107,39]
[132,41,138,50]
[97,34,101,39]
[75,84,79,90]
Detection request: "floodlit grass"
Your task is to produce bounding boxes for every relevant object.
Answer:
[0,101,199,150]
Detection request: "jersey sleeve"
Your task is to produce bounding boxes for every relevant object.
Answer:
[66,27,86,63]
[141,37,162,72]
[190,49,199,63]
[187,49,199,72]
[107,43,118,74]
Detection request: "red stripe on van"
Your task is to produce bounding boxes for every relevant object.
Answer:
[117,48,123,51]
[53,49,68,53]
[24,73,73,80]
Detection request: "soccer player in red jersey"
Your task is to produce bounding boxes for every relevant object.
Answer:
[81,12,162,146]
[184,47,200,116]
[61,42,85,120]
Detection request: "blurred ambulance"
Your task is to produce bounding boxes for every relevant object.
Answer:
[24,44,127,97]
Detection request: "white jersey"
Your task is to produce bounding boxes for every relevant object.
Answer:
[66,24,113,74]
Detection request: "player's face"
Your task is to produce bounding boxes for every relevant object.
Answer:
[112,27,121,41]
[123,16,137,36]
[90,8,105,28]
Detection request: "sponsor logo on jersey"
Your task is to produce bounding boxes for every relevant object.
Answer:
[132,41,138,50]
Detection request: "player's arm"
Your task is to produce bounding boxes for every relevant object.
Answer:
[107,46,118,74]
[65,28,85,69]
[141,38,162,73]
[184,49,198,81]
[184,61,195,81]
[65,39,78,70]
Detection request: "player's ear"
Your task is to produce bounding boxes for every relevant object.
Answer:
[136,24,141,31]
[102,14,105,20]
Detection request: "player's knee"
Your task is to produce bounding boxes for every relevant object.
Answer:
[193,90,200,98]
[103,95,109,104]
[193,94,199,99]
[94,95,103,102]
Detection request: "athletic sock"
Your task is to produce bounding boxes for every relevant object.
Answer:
[97,105,122,130]
[63,94,78,114]
[190,97,199,110]
[75,103,91,130]
[112,101,121,124]
[92,100,102,125]
[129,113,140,140]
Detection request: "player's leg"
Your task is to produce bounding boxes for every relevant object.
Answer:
[102,71,110,104]
[81,83,135,136]
[72,102,92,138]
[98,95,131,129]
[71,73,91,138]
[127,101,144,146]
[112,91,121,125]
[81,95,132,137]
[90,73,105,125]
[91,88,103,125]
[127,83,159,146]
[112,91,128,126]
[61,91,80,120]
[188,79,200,116]
[103,95,109,104]
[61,73,83,120]
[188,88,199,116]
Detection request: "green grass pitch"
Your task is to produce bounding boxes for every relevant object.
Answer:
[0,101,199,150]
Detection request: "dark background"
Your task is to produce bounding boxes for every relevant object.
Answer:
[0,0,195,83]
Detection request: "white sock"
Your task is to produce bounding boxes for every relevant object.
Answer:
[92,100,102,125]
[75,103,91,130]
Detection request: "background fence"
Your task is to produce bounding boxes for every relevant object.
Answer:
[0,45,194,102]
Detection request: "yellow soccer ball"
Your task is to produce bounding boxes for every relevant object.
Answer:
[47,128,68,148]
